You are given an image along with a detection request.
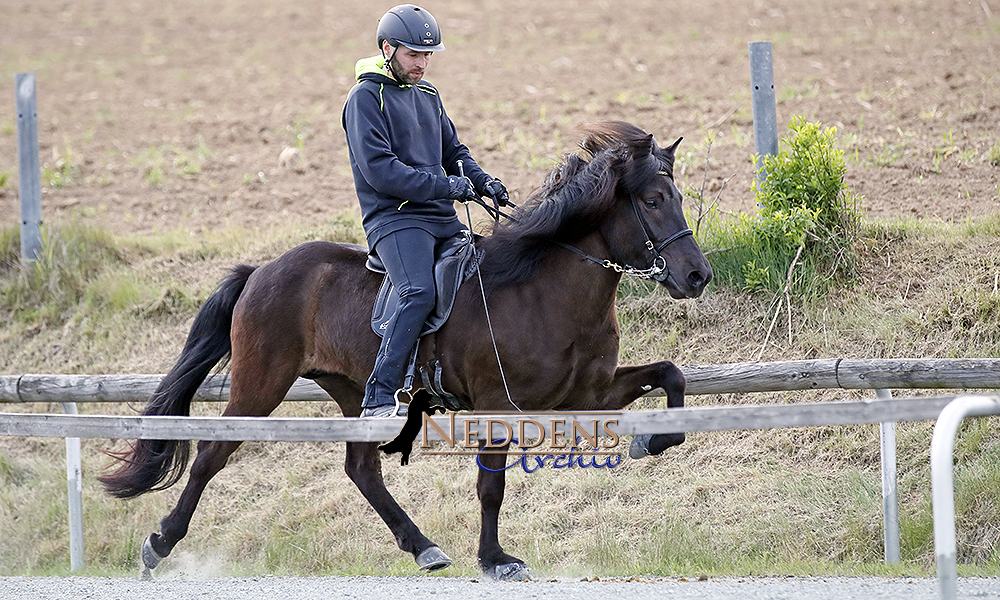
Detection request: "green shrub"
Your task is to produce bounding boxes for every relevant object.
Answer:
[753,117,861,239]
[700,117,861,295]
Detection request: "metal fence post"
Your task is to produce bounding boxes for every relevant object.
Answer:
[876,389,900,564]
[16,73,43,264]
[748,41,778,184]
[61,402,85,571]
[931,395,1000,600]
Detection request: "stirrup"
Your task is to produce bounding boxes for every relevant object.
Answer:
[360,397,408,418]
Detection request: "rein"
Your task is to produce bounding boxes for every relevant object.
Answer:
[458,162,521,412]
[469,180,692,281]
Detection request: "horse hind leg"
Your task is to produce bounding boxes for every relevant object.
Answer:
[141,438,243,579]
[141,367,297,578]
[314,374,451,572]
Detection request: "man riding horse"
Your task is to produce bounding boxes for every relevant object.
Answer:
[98,9,712,580]
[342,4,510,418]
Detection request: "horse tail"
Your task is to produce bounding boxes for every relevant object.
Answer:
[99,264,257,499]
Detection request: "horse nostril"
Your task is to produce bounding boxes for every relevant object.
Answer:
[687,270,708,290]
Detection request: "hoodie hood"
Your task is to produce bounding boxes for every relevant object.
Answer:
[355,55,398,85]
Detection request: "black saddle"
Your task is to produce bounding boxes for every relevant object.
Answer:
[368,231,483,338]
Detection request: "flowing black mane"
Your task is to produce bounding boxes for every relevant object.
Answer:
[478,121,678,293]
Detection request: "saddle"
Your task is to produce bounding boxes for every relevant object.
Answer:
[367,231,483,338]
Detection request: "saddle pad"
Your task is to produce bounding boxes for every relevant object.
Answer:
[371,232,483,338]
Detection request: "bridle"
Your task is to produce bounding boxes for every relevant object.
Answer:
[556,181,693,282]
[455,164,691,414]
[464,171,692,282]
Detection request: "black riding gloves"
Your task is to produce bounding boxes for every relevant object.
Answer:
[448,175,509,205]
[447,175,478,202]
[480,178,511,206]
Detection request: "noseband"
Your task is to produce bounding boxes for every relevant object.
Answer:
[558,189,692,282]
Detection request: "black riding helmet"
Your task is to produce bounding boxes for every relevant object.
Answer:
[376,4,445,53]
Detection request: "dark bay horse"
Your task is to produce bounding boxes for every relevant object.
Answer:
[99,121,712,580]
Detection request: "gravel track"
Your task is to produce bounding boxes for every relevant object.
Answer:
[3,575,999,600]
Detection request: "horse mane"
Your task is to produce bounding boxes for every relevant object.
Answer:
[478,121,677,294]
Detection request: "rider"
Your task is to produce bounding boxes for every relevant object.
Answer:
[342,4,510,418]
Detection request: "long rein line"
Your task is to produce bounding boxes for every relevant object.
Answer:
[457,161,521,412]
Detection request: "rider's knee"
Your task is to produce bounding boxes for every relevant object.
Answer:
[398,282,435,309]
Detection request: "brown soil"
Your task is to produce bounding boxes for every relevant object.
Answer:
[2,0,998,238]
[2,1,999,576]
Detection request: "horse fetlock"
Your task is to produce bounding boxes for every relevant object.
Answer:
[629,432,685,459]
[649,432,685,454]
[147,532,174,562]
[139,534,168,579]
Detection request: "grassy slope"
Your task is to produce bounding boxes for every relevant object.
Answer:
[1,213,999,577]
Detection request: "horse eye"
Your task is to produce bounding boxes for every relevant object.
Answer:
[642,196,659,208]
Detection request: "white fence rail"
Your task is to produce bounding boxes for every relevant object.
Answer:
[0,396,959,441]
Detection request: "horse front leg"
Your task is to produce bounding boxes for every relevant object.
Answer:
[598,360,687,458]
[476,444,531,581]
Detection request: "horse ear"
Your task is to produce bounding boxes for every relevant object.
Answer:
[666,136,683,156]
[642,133,655,156]
[657,136,682,178]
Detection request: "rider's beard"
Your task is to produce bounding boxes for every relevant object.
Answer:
[387,55,421,85]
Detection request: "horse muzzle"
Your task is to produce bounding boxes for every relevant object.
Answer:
[657,263,712,299]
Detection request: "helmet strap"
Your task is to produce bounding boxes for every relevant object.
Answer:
[382,43,404,83]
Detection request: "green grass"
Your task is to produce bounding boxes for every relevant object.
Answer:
[41,139,80,189]
[1,220,125,322]
[1,213,1000,577]
[988,140,1000,167]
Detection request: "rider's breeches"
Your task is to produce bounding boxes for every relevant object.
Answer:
[364,227,439,407]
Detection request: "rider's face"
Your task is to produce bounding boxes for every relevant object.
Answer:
[383,42,432,85]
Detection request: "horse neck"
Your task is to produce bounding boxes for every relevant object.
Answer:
[542,232,622,317]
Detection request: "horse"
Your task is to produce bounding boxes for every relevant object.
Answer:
[99,120,713,580]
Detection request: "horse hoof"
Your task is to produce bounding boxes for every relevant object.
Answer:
[139,535,165,580]
[416,546,452,572]
[491,562,532,581]
[630,433,684,458]
[629,434,655,459]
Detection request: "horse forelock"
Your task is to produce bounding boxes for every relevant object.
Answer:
[579,121,676,193]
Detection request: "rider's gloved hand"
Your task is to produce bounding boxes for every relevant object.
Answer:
[479,178,510,206]
[447,175,478,202]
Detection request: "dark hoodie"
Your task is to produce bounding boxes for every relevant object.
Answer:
[342,56,490,250]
